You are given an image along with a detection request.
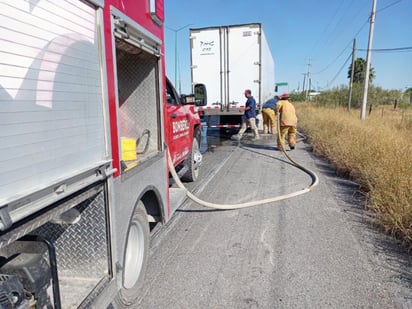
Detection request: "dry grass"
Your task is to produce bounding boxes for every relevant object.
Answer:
[297,103,412,247]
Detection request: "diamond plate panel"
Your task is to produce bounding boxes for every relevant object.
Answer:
[33,186,110,307]
[36,189,108,278]
[0,185,102,249]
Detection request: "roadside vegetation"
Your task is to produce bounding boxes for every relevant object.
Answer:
[294,86,412,248]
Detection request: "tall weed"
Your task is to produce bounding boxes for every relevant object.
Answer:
[297,104,412,247]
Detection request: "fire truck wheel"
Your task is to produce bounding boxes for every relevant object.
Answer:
[182,137,201,182]
[114,203,149,307]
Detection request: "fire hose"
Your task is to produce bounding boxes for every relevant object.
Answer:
[168,114,319,210]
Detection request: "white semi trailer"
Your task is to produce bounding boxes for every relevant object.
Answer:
[190,23,275,130]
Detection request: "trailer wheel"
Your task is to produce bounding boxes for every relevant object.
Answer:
[182,137,202,182]
[114,202,149,307]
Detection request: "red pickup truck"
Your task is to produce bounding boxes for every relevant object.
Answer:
[165,77,202,182]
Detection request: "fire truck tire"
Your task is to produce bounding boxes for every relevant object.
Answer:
[182,137,201,182]
[114,202,149,307]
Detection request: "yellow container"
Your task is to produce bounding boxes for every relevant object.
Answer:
[121,137,137,161]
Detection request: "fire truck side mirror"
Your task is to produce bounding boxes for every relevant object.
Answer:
[180,94,196,105]
[194,83,207,106]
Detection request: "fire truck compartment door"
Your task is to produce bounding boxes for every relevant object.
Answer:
[0,1,108,225]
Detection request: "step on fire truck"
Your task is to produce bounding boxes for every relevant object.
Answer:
[0,0,203,307]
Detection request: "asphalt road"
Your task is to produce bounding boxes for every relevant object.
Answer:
[136,132,412,308]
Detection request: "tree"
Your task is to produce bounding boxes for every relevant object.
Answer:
[348,57,375,84]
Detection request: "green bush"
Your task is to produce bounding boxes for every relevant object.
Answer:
[290,92,306,102]
[315,84,409,109]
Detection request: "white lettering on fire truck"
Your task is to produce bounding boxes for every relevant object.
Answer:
[173,147,189,162]
[172,119,190,134]
[173,131,189,140]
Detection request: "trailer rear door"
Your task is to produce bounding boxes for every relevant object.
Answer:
[190,28,222,106]
[227,24,261,105]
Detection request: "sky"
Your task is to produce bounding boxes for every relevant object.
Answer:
[163,0,412,95]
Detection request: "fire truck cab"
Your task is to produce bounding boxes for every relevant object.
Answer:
[0,0,201,307]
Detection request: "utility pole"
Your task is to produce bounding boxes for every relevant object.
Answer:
[305,57,312,101]
[360,0,377,120]
[348,38,356,112]
[165,24,194,92]
[309,77,312,92]
[302,73,306,94]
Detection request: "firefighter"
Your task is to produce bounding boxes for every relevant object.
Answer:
[276,93,297,150]
[261,95,279,134]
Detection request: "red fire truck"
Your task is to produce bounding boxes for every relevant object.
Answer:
[0,0,202,307]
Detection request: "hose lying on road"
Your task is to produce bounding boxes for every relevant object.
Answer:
[168,116,319,210]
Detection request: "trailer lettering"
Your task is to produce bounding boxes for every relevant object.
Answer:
[200,41,215,55]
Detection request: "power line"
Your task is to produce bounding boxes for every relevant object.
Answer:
[318,1,345,44]
[326,0,359,47]
[313,42,352,75]
[377,0,403,13]
[311,0,405,90]
[310,0,366,73]
[309,2,342,54]
[357,46,412,53]
[327,52,352,88]
[313,17,368,75]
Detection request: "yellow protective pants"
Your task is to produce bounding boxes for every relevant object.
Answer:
[261,108,277,134]
[278,126,297,149]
